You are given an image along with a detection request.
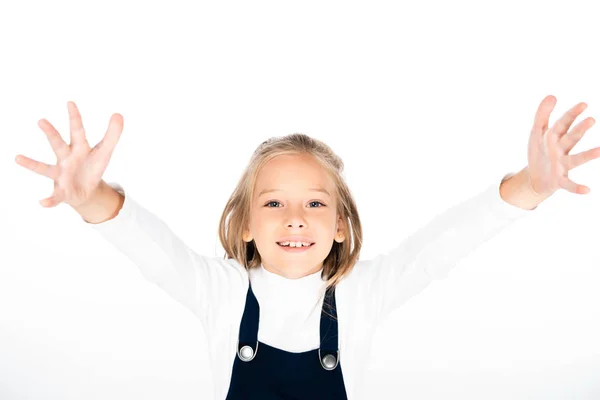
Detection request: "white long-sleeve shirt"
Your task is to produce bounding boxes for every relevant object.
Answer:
[86,172,533,399]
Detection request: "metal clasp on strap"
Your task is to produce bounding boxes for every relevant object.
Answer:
[318,349,339,370]
[237,340,259,362]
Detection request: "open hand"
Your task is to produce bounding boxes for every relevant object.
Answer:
[15,101,124,208]
[527,95,599,196]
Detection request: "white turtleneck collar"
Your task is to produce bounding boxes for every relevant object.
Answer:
[259,263,324,283]
[249,264,327,309]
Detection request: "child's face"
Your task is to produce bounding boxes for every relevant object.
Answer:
[244,153,345,279]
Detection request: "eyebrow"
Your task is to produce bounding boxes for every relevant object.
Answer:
[258,188,331,197]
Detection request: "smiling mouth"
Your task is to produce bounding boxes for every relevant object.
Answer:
[276,242,315,248]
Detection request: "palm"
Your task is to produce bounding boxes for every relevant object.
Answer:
[54,146,102,204]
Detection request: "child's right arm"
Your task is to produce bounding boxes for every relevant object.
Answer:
[82,179,249,333]
[82,180,214,323]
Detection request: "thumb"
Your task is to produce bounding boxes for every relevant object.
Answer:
[40,194,61,208]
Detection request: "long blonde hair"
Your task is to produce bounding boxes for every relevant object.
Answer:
[218,133,363,290]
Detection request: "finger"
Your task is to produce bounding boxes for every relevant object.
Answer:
[565,146,600,170]
[37,119,70,160]
[558,175,590,194]
[15,154,59,180]
[550,101,588,140]
[531,95,557,142]
[39,194,63,208]
[67,101,89,148]
[560,117,596,154]
[92,113,124,163]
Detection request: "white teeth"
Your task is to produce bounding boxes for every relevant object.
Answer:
[278,241,313,247]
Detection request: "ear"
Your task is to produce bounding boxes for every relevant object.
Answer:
[243,228,253,242]
[335,216,345,243]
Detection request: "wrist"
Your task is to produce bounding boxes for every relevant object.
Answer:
[500,167,552,210]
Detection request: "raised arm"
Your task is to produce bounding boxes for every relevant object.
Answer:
[85,181,248,329]
[364,172,533,325]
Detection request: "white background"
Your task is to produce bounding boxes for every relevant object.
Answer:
[2,0,600,399]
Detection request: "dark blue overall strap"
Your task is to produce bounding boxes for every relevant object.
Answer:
[238,282,259,350]
[319,285,340,369]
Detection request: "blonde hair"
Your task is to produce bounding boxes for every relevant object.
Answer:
[218,133,363,290]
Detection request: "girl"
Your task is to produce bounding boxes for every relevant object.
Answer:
[14,96,598,399]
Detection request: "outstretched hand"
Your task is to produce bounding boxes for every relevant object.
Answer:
[15,101,124,208]
[527,95,598,197]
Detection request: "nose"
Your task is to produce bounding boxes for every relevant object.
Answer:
[284,208,307,228]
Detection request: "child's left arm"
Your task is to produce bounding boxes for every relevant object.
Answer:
[364,95,598,326]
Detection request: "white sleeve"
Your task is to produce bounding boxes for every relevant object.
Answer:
[364,172,534,325]
[81,182,247,331]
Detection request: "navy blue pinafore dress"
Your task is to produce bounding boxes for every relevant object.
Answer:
[225,280,349,399]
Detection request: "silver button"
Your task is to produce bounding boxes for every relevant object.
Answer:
[318,349,339,370]
[237,341,258,362]
[240,345,254,361]
[322,354,336,370]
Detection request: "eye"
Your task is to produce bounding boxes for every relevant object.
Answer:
[264,201,326,208]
